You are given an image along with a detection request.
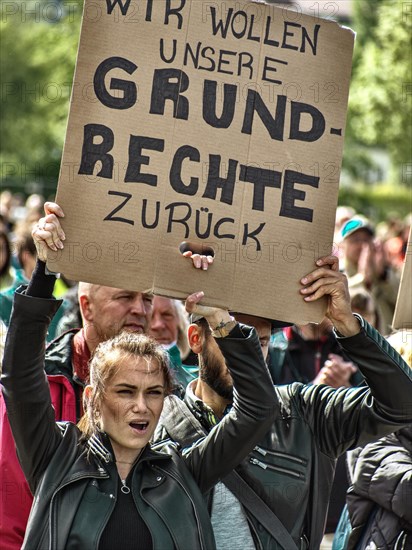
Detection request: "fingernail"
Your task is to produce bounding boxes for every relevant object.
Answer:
[57,242,64,249]
[60,233,66,240]
[316,260,322,265]
[301,277,308,284]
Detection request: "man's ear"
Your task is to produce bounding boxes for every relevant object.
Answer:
[188,324,203,354]
[79,294,93,323]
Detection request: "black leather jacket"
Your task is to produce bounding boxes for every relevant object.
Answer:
[345,426,412,549]
[154,316,412,549]
[1,291,277,550]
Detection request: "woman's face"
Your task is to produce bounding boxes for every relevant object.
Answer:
[99,353,166,463]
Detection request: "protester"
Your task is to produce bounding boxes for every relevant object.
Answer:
[349,287,378,328]
[0,205,171,549]
[333,329,412,550]
[154,255,412,549]
[149,296,189,356]
[268,318,361,387]
[338,215,399,335]
[0,277,155,548]
[149,295,198,386]
[0,224,66,341]
[334,205,356,243]
[1,202,277,549]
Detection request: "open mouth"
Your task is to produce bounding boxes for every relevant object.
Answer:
[129,421,149,434]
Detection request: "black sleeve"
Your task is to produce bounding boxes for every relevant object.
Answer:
[26,260,56,299]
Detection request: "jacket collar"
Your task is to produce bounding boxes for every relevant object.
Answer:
[87,432,172,467]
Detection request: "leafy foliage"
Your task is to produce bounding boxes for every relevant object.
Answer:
[339,183,412,222]
[343,0,412,182]
[0,0,82,194]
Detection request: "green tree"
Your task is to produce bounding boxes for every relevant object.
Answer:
[352,0,385,51]
[0,0,82,195]
[343,0,412,183]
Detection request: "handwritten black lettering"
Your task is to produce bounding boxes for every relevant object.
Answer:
[79,124,114,178]
[203,155,238,204]
[150,68,189,119]
[280,170,319,222]
[94,57,137,110]
[242,90,287,141]
[289,101,325,142]
[169,145,200,195]
[104,191,134,225]
[239,165,282,211]
[165,202,192,237]
[242,223,266,252]
[105,0,131,15]
[125,136,164,185]
[203,80,237,128]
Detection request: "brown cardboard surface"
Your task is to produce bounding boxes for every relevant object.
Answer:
[51,0,355,323]
[392,229,412,329]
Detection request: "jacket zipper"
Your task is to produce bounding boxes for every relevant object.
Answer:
[250,457,304,479]
[49,470,109,550]
[254,445,307,465]
[154,466,207,550]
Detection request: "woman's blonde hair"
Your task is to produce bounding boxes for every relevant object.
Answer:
[78,332,173,437]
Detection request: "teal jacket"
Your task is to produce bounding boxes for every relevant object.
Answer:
[0,269,65,341]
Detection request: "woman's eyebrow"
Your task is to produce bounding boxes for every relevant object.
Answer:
[113,383,164,390]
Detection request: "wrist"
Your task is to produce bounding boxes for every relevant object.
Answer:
[207,312,234,330]
[209,315,237,338]
[333,314,362,337]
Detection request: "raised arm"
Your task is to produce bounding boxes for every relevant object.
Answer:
[296,255,412,456]
[1,203,66,490]
[179,292,277,492]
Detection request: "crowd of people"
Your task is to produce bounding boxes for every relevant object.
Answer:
[0,190,411,549]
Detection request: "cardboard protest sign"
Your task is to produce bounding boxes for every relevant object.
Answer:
[392,228,412,329]
[50,0,354,323]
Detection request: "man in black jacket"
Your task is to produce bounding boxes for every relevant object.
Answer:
[153,255,412,550]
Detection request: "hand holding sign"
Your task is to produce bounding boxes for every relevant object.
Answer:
[32,202,66,262]
[33,202,212,272]
[300,255,361,337]
[185,290,233,330]
[182,251,214,271]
